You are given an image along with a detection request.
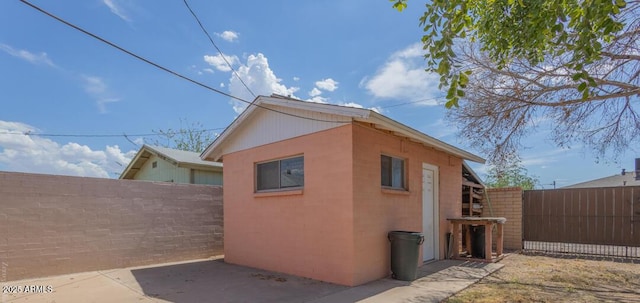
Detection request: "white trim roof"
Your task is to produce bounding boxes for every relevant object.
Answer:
[201,95,485,164]
[120,145,223,179]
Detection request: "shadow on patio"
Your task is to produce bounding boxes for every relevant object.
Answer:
[128,257,503,303]
[129,257,348,303]
[3,256,503,303]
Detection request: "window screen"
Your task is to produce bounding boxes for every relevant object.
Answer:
[381,155,405,189]
[257,156,304,191]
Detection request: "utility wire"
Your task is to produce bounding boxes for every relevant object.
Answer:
[2,94,446,139]
[0,127,226,138]
[18,0,351,124]
[122,133,140,148]
[381,96,444,109]
[182,0,256,99]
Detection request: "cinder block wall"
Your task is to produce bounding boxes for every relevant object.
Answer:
[486,187,523,251]
[0,171,223,281]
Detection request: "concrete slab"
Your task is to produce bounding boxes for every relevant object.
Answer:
[1,257,503,303]
[310,260,503,303]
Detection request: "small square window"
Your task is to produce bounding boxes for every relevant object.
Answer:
[381,155,405,189]
[152,161,157,169]
[256,156,304,191]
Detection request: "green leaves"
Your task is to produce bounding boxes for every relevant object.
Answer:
[578,82,587,92]
[443,71,469,108]
[390,0,407,12]
[485,157,538,190]
[392,0,628,108]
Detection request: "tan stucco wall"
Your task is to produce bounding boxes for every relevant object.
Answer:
[486,187,523,250]
[0,171,223,282]
[222,123,465,286]
[351,123,462,285]
[222,124,355,285]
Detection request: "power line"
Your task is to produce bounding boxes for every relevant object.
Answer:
[0,127,227,138]
[182,0,256,99]
[381,96,444,109]
[122,133,140,148]
[18,0,351,124]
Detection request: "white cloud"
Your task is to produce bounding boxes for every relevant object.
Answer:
[0,43,55,67]
[369,106,383,114]
[216,31,239,42]
[204,54,240,72]
[339,102,364,109]
[82,76,120,113]
[521,147,575,167]
[96,98,120,114]
[315,78,339,92]
[293,77,300,81]
[228,53,299,113]
[103,0,131,22]
[307,96,328,104]
[83,76,107,95]
[363,43,441,104]
[309,87,322,97]
[337,102,382,114]
[393,44,424,58]
[0,120,136,178]
[0,44,122,113]
[427,118,457,139]
[203,68,214,74]
[133,137,145,146]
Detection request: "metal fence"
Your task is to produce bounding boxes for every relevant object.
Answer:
[523,186,640,259]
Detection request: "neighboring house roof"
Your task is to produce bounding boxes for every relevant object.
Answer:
[562,171,640,188]
[120,145,223,179]
[201,95,485,164]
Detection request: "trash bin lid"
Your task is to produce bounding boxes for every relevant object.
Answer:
[388,231,424,244]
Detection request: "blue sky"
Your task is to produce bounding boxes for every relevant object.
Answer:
[0,0,637,187]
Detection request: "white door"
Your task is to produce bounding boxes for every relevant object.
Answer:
[422,163,439,261]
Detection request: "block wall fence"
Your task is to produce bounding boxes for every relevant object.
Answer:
[486,187,523,251]
[0,171,223,282]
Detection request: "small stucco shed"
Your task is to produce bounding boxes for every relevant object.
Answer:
[201,95,484,286]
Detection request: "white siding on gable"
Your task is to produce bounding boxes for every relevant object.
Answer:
[222,105,349,156]
[132,154,222,185]
[135,155,189,183]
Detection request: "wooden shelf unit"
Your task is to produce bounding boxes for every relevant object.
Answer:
[462,179,484,217]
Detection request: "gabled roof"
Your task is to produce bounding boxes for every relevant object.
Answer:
[562,171,640,188]
[201,95,485,164]
[120,145,223,179]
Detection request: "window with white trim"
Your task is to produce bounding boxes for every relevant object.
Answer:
[381,155,405,189]
[256,156,304,191]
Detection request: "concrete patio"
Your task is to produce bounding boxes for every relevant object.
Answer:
[2,256,503,303]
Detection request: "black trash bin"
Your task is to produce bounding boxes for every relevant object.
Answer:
[387,231,424,281]
[470,225,485,259]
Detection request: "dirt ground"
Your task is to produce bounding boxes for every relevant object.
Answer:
[445,253,640,303]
